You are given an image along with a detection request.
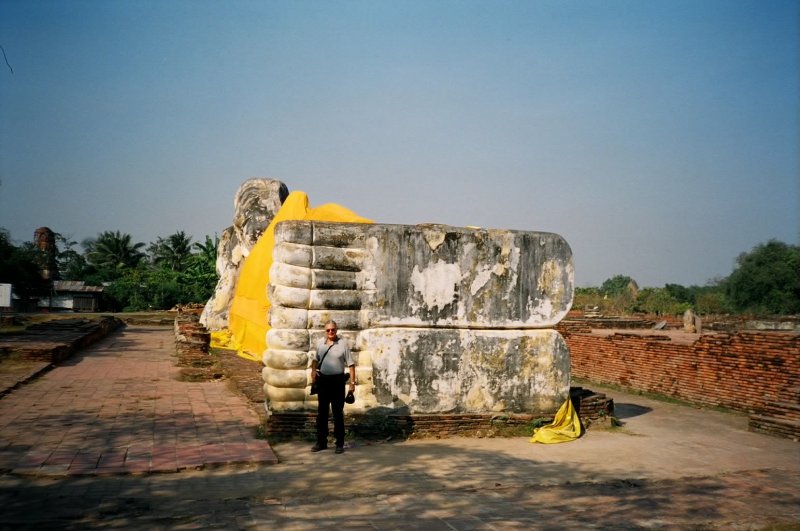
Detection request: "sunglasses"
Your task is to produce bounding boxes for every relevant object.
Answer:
[325,328,337,332]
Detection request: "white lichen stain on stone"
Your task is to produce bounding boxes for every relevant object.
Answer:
[527,296,554,323]
[431,370,461,411]
[370,332,421,407]
[410,260,461,313]
[499,237,520,300]
[468,236,520,298]
[466,383,491,410]
[469,266,494,296]
[538,259,565,305]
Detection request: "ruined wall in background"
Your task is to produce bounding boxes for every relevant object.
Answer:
[565,330,800,414]
[264,221,574,417]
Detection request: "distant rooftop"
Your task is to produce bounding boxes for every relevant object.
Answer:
[53,281,104,293]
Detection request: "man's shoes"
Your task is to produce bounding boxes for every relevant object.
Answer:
[334,446,344,454]
[311,443,327,452]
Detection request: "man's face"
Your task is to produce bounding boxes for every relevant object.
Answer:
[325,325,337,338]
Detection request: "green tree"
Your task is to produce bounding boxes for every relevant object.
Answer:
[105,267,182,311]
[600,275,639,314]
[84,231,146,281]
[694,291,728,315]
[102,233,219,310]
[601,275,638,296]
[574,286,604,314]
[0,229,47,296]
[664,283,694,305]
[180,234,219,303]
[149,231,194,272]
[633,287,689,316]
[54,232,90,281]
[723,240,800,315]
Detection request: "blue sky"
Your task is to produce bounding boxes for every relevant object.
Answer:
[1,0,797,287]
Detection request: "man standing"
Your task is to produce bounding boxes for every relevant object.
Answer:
[311,320,356,454]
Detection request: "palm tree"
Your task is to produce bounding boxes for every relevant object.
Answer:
[84,231,146,279]
[183,234,219,302]
[192,234,218,270]
[149,231,194,272]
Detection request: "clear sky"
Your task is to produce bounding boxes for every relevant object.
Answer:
[1,0,797,288]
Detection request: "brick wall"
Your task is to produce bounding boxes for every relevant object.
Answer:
[266,412,542,439]
[563,330,800,414]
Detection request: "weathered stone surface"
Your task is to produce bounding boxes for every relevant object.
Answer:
[312,246,366,271]
[263,220,574,417]
[308,289,362,310]
[263,367,308,388]
[263,383,307,404]
[269,262,312,289]
[199,227,237,331]
[307,310,361,330]
[273,219,312,245]
[272,242,313,267]
[311,269,358,290]
[269,307,308,330]
[262,348,309,370]
[233,179,290,246]
[201,178,288,330]
[683,309,697,333]
[359,223,573,329]
[269,285,310,309]
[360,328,570,414]
[266,328,309,350]
[311,223,368,247]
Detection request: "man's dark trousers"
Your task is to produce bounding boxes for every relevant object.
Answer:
[316,374,346,448]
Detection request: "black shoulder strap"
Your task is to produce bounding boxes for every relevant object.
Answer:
[317,344,334,370]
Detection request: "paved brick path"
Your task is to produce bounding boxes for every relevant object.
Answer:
[0,326,276,476]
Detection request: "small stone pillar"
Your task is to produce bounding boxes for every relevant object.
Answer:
[683,309,697,333]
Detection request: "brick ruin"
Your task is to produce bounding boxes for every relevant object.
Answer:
[559,322,799,440]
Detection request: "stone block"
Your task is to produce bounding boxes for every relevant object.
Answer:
[269,307,308,330]
[361,327,570,414]
[269,285,310,308]
[308,289,362,310]
[262,349,309,370]
[311,269,358,290]
[312,246,366,271]
[359,223,573,328]
[269,262,312,289]
[263,220,574,418]
[274,219,312,245]
[273,242,313,267]
[266,328,309,350]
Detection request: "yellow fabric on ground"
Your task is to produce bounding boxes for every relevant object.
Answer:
[529,397,583,443]
[221,191,372,362]
[210,329,234,350]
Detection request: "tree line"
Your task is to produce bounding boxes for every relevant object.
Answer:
[1,229,798,316]
[0,228,218,312]
[576,240,799,317]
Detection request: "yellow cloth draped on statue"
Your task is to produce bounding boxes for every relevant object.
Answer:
[211,191,372,361]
